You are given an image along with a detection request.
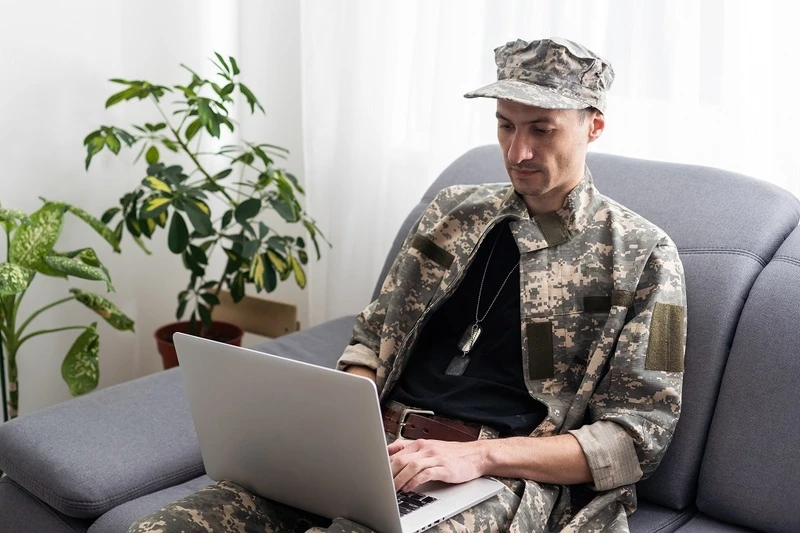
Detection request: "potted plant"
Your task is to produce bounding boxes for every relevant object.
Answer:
[83,53,326,368]
[0,200,134,422]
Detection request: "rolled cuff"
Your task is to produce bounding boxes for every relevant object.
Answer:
[336,343,381,372]
[569,420,643,491]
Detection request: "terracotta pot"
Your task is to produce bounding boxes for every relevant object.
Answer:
[154,321,244,369]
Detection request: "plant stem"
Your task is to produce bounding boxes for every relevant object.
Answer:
[17,325,86,347]
[0,334,7,423]
[16,296,76,338]
[151,97,237,205]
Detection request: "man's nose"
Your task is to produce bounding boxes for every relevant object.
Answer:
[507,133,534,165]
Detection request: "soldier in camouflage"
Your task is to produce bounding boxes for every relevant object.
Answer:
[130,37,686,532]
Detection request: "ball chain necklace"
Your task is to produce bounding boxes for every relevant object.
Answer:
[445,227,520,376]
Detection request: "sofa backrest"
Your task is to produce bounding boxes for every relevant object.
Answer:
[374,145,800,510]
[695,225,800,532]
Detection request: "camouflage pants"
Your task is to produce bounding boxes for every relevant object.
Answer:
[128,479,521,533]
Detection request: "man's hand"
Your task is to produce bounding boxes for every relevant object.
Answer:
[388,433,593,492]
[388,438,488,492]
[343,365,376,383]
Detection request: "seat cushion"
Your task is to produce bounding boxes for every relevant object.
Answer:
[628,501,694,533]
[0,476,91,533]
[88,475,213,533]
[696,226,800,532]
[675,514,757,532]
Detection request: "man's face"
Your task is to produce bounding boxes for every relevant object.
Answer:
[496,99,604,214]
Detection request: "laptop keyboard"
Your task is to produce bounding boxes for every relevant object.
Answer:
[397,490,438,516]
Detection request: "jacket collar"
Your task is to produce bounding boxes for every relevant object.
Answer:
[499,165,600,252]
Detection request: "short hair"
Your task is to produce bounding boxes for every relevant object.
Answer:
[578,107,599,123]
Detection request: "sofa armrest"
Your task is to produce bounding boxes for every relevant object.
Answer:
[0,368,204,519]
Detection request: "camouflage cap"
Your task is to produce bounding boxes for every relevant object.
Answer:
[464,37,615,113]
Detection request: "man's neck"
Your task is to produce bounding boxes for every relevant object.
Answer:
[522,174,584,216]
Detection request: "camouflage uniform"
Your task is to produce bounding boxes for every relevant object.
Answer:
[336,167,686,532]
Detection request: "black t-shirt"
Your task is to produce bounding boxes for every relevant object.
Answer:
[391,220,547,436]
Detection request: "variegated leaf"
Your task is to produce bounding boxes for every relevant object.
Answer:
[65,204,121,252]
[142,196,172,217]
[292,255,306,289]
[43,255,114,291]
[0,263,33,296]
[143,176,172,193]
[61,323,100,396]
[0,207,32,232]
[249,252,265,289]
[9,203,65,268]
[70,288,134,331]
[266,249,288,274]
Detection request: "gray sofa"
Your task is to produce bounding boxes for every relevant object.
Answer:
[1,146,799,533]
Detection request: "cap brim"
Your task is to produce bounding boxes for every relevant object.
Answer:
[464,79,589,110]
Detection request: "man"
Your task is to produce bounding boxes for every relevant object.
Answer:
[130,37,686,533]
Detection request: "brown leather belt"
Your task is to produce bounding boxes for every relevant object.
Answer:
[382,402,483,442]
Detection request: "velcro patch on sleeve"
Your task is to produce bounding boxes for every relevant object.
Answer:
[410,234,455,268]
[645,302,686,373]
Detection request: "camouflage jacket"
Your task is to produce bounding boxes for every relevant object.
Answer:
[336,168,686,532]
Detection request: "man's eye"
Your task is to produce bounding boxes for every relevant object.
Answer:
[498,123,513,131]
[535,129,552,135]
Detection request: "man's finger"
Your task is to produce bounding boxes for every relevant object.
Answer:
[387,438,413,456]
[402,466,447,493]
[393,456,437,492]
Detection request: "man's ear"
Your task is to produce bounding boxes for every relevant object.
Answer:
[587,112,605,143]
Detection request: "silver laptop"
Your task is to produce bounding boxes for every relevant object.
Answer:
[175,333,505,533]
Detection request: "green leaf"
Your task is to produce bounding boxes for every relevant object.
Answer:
[185,118,203,142]
[43,255,114,291]
[268,197,298,222]
[100,207,120,224]
[197,303,212,329]
[61,324,100,396]
[176,298,188,320]
[70,288,135,331]
[200,292,220,306]
[145,145,159,164]
[214,52,230,73]
[298,249,308,265]
[105,134,121,154]
[229,271,245,302]
[65,204,121,253]
[189,244,209,265]
[212,168,233,180]
[285,172,305,194]
[229,56,240,75]
[239,82,264,113]
[168,211,189,253]
[9,203,65,268]
[234,198,261,223]
[221,209,234,229]
[267,236,286,255]
[105,86,140,108]
[0,263,32,296]
[258,222,269,240]
[183,200,214,237]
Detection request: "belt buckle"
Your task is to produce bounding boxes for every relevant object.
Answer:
[398,408,434,439]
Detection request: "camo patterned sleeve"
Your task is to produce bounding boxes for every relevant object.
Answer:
[569,238,686,491]
[335,211,425,373]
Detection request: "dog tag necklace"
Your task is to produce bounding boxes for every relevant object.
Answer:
[445,228,520,376]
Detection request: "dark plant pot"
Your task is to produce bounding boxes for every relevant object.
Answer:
[154,321,244,369]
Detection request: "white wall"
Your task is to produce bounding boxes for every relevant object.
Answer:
[0,0,306,415]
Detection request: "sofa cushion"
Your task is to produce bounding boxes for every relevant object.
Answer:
[628,501,694,533]
[695,226,800,533]
[0,476,91,533]
[248,314,356,368]
[0,369,205,518]
[88,475,213,533]
[674,514,757,532]
[374,145,800,510]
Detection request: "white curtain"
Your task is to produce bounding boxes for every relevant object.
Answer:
[300,0,800,325]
